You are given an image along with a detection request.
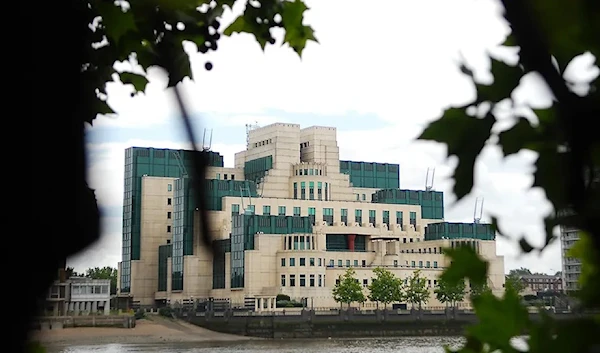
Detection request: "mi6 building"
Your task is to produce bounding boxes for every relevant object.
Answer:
[117,123,505,310]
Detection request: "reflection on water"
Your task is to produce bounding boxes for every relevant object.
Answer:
[49,337,467,353]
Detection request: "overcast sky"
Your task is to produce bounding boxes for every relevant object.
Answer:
[69,0,598,275]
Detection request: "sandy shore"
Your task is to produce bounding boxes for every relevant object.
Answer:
[32,316,259,346]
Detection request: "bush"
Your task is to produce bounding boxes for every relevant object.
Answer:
[276,294,290,302]
[134,309,145,320]
[158,307,173,317]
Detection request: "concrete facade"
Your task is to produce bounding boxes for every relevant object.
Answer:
[45,277,111,316]
[120,123,505,309]
[560,225,581,292]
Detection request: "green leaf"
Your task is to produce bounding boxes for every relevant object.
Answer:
[518,237,535,253]
[94,1,137,44]
[534,148,567,210]
[468,289,529,352]
[280,0,318,56]
[476,58,523,104]
[224,15,269,49]
[419,108,495,200]
[120,72,149,92]
[498,117,540,156]
[528,0,598,71]
[440,246,488,287]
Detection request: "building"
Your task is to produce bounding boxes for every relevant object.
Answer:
[44,276,111,316]
[117,123,505,309]
[560,226,581,293]
[518,273,563,296]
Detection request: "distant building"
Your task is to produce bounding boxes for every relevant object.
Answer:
[518,273,562,295]
[44,277,111,316]
[117,123,505,310]
[560,226,581,293]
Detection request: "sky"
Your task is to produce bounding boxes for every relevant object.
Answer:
[69,0,599,275]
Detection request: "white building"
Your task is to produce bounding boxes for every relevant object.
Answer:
[117,123,505,310]
[45,277,111,316]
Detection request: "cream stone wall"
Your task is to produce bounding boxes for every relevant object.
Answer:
[206,166,243,181]
[133,176,177,305]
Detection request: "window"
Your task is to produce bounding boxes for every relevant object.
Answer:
[301,181,306,199]
[426,261,431,268]
[410,211,417,227]
[310,274,315,287]
[362,260,366,267]
[308,207,316,215]
[433,261,438,268]
[369,210,376,225]
[290,275,296,287]
[278,206,286,216]
[355,209,362,224]
[300,274,306,287]
[167,198,172,205]
[290,258,296,266]
[310,258,315,266]
[383,210,390,225]
[318,274,323,287]
[419,261,423,268]
[300,258,306,266]
[248,205,255,213]
[167,225,171,233]
[411,261,415,267]
[362,194,366,201]
[216,173,221,180]
[224,174,228,180]
[231,174,235,180]
[309,181,315,200]
[341,209,348,224]
[329,259,334,267]
[354,259,359,267]
[396,211,403,225]
[167,211,172,219]
[346,260,351,267]
[363,279,368,288]
[318,258,322,266]
[263,205,271,215]
[232,204,240,215]
[323,208,333,225]
[394,260,398,267]
[317,181,323,200]
[167,184,172,192]
[293,182,298,199]
[281,258,285,267]
[281,275,286,286]
[338,259,343,267]
[293,207,301,216]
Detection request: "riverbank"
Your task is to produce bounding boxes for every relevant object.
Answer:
[32,316,259,346]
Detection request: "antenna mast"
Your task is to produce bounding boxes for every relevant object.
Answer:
[245,121,260,148]
[474,196,484,224]
[201,128,213,151]
[425,167,436,191]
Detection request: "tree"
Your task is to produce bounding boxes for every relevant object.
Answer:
[505,274,526,295]
[405,270,430,310]
[368,267,404,310]
[435,277,466,309]
[86,267,118,295]
[65,267,79,278]
[508,268,532,276]
[332,268,365,309]
[469,280,492,300]
[417,1,599,351]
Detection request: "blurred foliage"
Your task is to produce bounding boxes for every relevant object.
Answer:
[422,3,600,351]
[80,0,317,124]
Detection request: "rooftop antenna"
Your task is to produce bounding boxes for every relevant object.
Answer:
[201,128,213,151]
[245,121,260,148]
[474,196,484,224]
[173,151,188,177]
[425,167,436,191]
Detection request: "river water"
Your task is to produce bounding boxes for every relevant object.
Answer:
[48,337,468,353]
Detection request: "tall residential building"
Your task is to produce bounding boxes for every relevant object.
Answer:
[117,123,505,309]
[560,226,581,293]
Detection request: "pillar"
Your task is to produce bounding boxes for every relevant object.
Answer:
[63,302,68,316]
[74,302,80,315]
[254,298,259,312]
[92,301,98,314]
[348,234,356,251]
[104,301,110,315]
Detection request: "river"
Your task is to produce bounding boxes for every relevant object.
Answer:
[48,337,468,353]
